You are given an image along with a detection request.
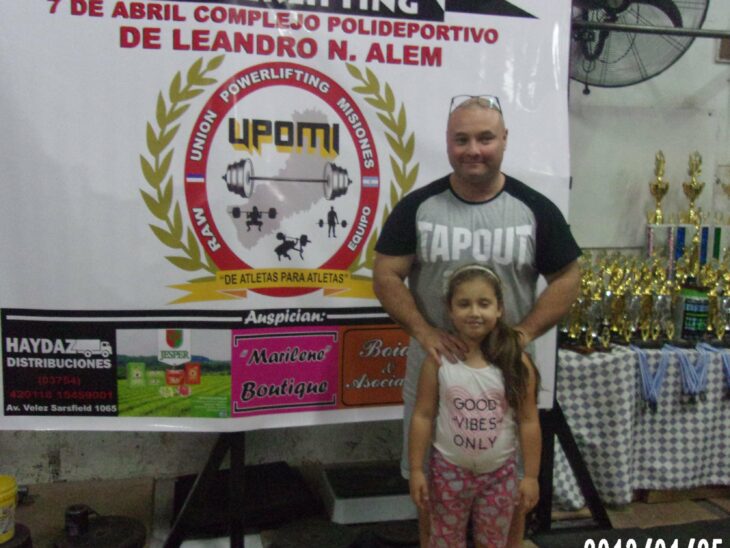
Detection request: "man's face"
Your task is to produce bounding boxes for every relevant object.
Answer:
[446,105,508,187]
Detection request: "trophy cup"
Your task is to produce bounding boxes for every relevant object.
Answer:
[624,291,642,343]
[685,220,703,280]
[681,151,705,225]
[585,297,602,349]
[648,258,672,342]
[648,151,669,224]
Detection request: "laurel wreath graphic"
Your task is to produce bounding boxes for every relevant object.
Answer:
[140,55,224,283]
[346,64,419,275]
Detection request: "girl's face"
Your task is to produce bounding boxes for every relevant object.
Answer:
[448,277,503,343]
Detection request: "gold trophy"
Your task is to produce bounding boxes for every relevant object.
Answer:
[648,151,669,224]
[650,258,672,342]
[681,151,705,225]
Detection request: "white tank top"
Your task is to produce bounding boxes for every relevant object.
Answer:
[433,357,517,474]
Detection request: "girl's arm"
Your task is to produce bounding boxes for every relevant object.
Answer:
[408,355,440,510]
[517,353,541,512]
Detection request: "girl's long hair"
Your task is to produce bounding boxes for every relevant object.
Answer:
[445,265,539,414]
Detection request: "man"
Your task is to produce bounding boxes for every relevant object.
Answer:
[327,206,339,238]
[373,95,581,547]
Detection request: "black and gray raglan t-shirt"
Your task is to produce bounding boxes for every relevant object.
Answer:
[376,174,581,397]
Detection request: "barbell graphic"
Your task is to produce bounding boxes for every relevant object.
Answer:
[223,158,352,201]
[318,218,348,228]
[276,232,310,245]
[230,206,277,220]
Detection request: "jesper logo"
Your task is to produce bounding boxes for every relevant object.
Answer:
[158,328,191,366]
[166,329,184,349]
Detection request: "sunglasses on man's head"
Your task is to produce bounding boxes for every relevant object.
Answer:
[449,95,502,117]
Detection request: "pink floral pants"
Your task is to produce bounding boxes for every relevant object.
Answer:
[428,448,518,548]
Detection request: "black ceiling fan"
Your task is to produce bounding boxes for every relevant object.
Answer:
[570,0,710,91]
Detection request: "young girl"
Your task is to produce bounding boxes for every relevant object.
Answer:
[409,264,541,548]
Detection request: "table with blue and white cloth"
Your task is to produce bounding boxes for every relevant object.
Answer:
[553,344,730,510]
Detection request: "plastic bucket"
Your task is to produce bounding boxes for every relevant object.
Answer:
[0,475,16,543]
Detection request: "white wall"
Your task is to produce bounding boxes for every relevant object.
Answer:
[1,422,402,485]
[3,1,730,486]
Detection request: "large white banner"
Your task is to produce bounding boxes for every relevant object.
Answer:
[0,0,572,431]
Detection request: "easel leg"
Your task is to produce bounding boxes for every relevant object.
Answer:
[164,432,247,548]
[552,402,611,529]
[532,402,611,534]
[229,432,246,548]
[534,408,555,533]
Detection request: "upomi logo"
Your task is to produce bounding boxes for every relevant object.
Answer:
[142,57,419,303]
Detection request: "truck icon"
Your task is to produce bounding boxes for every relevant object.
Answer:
[68,339,113,358]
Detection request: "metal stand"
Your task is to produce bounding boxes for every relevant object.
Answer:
[164,432,247,548]
[533,402,612,534]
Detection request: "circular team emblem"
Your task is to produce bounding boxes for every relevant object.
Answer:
[184,61,380,297]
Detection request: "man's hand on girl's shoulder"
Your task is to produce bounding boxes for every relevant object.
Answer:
[414,324,467,364]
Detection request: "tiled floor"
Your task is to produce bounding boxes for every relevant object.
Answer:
[13,477,730,547]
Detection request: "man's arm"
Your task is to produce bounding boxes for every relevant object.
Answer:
[373,252,466,362]
[514,259,581,346]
